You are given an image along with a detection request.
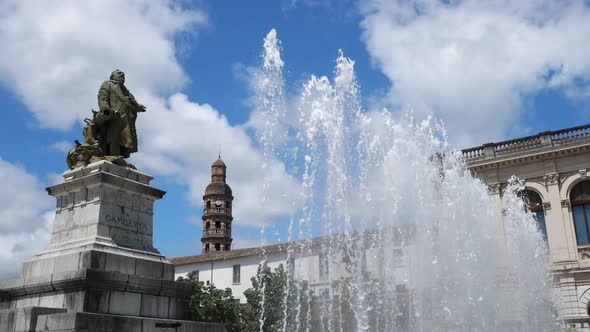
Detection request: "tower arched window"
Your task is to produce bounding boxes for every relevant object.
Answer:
[215,243,221,251]
[206,201,211,209]
[520,190,547,241]
[571,181,590,246]
[205,243,210,252]
[215,220,221,231]
[205,221,210,230]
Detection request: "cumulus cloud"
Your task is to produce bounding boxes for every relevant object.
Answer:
[0,0,206,130]
[133,93,300,227]
[0,0,299,236]
[0,160,53,278]
[50,140,72,153]
[360,0,590,145]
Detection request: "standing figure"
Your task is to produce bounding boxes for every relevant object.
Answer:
[94,69,146,157]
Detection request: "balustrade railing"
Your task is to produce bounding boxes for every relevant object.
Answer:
[462,147,485,161]
[552,125,590,145]
[494,136,541,156]
[203,207,232,215]
[462,124,590,162]
[203,229,231,237]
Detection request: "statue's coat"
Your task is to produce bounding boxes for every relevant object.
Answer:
[97,79,141,156]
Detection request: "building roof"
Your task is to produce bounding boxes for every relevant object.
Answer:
[170,225,415,265]
[212,158,226,167]
[204,182,232,196]
[170,241,299,264]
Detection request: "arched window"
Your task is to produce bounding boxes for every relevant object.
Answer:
[205,221,210,230]
[215,220,221,230]
[520,190,548,241]
[571,181,590,246]
[206,200,211,209]
[204,243,210,252]
[215,243,221,251]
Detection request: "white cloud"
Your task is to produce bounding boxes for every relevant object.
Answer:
[0,0,206,130]
[46,172,65,186]
[360,0,590,145]
[133,93,300,227]
[0,160,53,278]
[0,0,299,236]
[50,140,72,153]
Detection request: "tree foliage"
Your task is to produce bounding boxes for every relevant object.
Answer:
[179,264,313,332]
[177,272,242,332]
[243,263,313,332]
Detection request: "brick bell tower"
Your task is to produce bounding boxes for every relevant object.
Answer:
[201,156,233,253]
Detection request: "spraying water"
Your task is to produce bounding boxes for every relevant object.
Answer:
[253,29,287,332]
[252,29,557,332]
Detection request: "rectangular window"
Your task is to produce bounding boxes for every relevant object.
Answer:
[233,265,241,284]
[533,210,548,241]
[574,205,590,245]
[288,256,295,275]
[395,284,407,293]
[393,249,403,267]
[319,252,329,280]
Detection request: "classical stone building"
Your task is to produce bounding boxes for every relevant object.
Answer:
[201,157,234,254]
[462,124,590,330]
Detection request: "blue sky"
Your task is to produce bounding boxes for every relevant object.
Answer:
[0,0,589,278]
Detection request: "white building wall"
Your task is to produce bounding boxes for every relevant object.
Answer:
[175,252,289,303]
[174,244,409,304]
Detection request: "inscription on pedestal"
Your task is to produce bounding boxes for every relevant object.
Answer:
[105,214,147,232]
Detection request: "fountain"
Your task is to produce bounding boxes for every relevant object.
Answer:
[252,29,558,331]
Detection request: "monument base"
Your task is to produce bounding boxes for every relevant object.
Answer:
[0,161,224,331]
[34,312,223,332]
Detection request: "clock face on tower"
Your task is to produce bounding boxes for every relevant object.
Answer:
[215,200,222,207]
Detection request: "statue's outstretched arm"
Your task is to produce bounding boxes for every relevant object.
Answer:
[128,92,146,112]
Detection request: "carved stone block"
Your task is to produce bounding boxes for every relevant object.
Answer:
[488,183,501,195]
[543,173,559,186]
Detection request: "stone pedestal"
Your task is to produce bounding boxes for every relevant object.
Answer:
[0,161,225,331]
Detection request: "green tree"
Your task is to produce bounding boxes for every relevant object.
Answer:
[284,275,313,332]
[177,272,242,332]
[242,263,312,332]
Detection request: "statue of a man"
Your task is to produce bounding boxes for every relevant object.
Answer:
[92,69,146,157]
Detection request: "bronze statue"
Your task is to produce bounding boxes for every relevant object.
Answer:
[67,70,146,169]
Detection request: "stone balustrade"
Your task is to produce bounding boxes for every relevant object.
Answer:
[462,124,590,162]
[203,229,231,237]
